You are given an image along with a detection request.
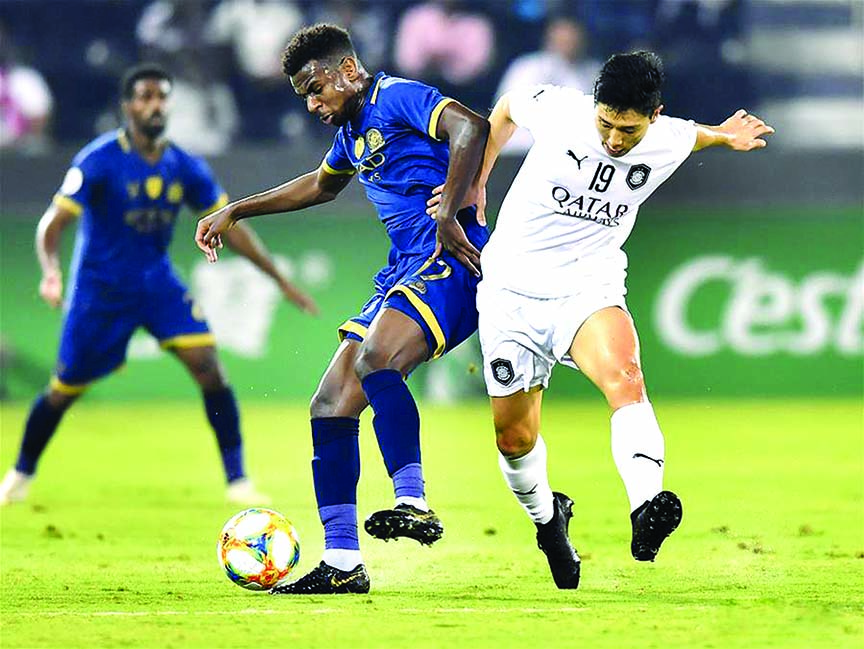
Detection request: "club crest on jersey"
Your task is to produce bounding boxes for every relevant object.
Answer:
[167,182,184,203]
[490,359,515,386]
[407,279,427,294]
[145,176,163,199]
[626,164,651,190]
[365,128,385,152]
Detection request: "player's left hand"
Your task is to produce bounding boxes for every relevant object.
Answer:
[434,217,482,277]
[721,109,775,151]
[195,206,237,263]
[426,184,487,226]
[279,280,320,316]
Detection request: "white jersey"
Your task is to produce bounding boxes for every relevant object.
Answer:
[482,85,697,298]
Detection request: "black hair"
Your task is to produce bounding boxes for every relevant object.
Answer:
[281,23,356,77]
[593,51,664,116]
[120,63,172,100]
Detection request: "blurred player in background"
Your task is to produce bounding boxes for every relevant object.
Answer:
[0,63,317,508]
[196,24,489,594]
[429,51,774,589]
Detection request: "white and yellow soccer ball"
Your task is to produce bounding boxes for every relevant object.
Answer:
[217,507,300,590]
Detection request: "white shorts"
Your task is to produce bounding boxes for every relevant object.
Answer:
[477,278,628,397]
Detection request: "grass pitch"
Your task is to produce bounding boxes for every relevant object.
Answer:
[1,398,862,648]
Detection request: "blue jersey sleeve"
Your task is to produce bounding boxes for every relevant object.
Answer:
[53,147,106,216]
[183,154,228,215]
[380,78,455,141]
[322,130,356,176]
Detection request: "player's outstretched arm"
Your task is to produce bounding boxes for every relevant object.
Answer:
[35,204,77,308]
[694,109,775,152]
[432,103,490,277]
[195,167,352,262]
[222,223,319,315]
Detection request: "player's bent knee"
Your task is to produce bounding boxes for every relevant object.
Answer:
[46,389,78,411]
[494,424,538,458]
[600,361,646,408]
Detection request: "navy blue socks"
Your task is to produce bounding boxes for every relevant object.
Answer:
[360,369,425,501]
[203,387,244,483]
[15,394,67,475]
[311,417,361,551]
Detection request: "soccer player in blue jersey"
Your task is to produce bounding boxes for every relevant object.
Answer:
[196,24,490,594]
[0,63,317,508]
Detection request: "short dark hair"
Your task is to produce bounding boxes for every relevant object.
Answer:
[593,52,664,116]
[281,23,355,77]
[121,63,172,100]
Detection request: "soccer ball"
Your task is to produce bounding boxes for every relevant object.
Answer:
[217,507,300,590]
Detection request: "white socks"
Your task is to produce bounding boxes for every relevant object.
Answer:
[498,434,555,525]
[322,549,363,572]
[611,401,665,512]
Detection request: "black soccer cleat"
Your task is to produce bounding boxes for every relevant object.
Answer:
[364,504,444,546]
[630,490,683,562]
[269,561,370,595]
[535,491,581,589]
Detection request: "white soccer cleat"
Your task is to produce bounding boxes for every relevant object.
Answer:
[0,469,32,506]
[226,478,271,505]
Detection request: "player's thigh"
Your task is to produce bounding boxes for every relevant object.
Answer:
[477,281,556,396]
[356,307,430,378]
[568,305,644,392]
[387,255,483,362]
[490,387,544,457]
[311,339,368,419]
[143,274,213,351]
[55,296,138,389]
[170,344,227,390]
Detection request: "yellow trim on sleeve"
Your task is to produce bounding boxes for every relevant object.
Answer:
[321,160,356,176]
[370,77,384,105]
[52,194,83,217]
[338,320,368,342]
[117,129,131,152]
[159,333,217,350]
[50,376,89,395]
[385,285,447,359]
[200,193,229,217]
[427,97,456,139]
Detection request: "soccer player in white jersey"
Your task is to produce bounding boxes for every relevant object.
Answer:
[428,51,774,589]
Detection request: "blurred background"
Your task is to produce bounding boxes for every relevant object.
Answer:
[0,0,861,403]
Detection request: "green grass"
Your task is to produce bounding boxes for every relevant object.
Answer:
[1,399,862,648]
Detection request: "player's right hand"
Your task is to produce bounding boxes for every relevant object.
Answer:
[39,271,63,308]
[195,207,237,263]
[434,217,482,277]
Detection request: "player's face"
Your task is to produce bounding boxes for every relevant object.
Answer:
[291,59,360,127]
[595,103,661,157]
[123,78,172,139]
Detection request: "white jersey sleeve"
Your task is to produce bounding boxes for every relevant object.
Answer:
[508,85,587,140]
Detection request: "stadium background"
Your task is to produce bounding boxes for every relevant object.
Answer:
[1,0,861,404]
[0,2,861,648]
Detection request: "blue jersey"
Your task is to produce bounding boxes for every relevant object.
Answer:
[54,129,227,291]
[49,130,225,391]
[323,72,483,256]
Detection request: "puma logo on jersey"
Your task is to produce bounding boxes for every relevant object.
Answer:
[566,150,588,169]
[633,453,664,468]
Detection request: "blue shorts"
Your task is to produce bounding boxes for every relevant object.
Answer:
[338,223,488,360]
[53,270,213,393]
